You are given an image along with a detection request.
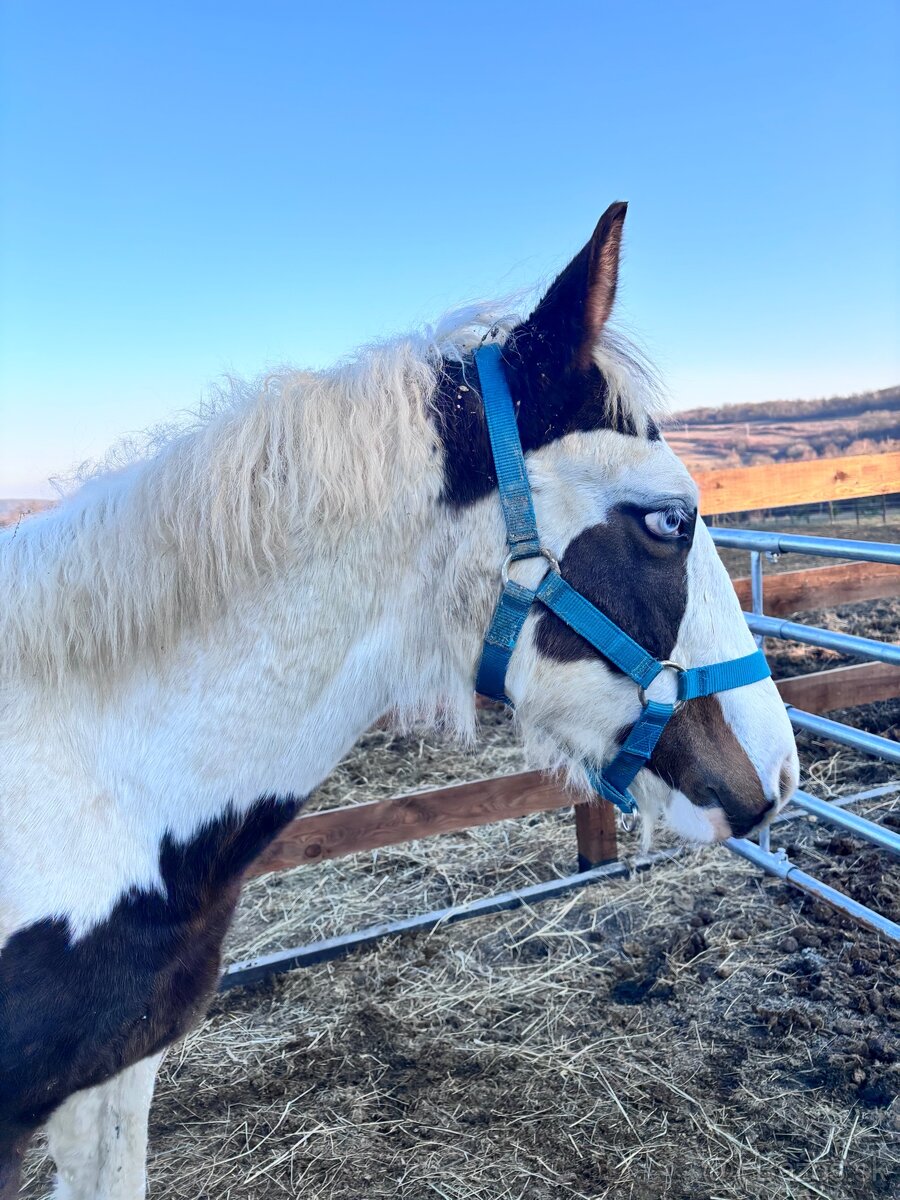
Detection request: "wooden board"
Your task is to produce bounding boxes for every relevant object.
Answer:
[775,662,900,713]
[575,800,618,869]
[732,561,898,617]
[249,770,574,878]
[695,451,900,516]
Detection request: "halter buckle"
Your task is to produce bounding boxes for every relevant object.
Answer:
[638,659,687,712]
[500,546,560,587]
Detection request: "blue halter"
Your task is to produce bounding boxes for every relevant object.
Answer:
[473,343,770,815]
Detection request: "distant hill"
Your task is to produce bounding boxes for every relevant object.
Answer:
[0,498,56,528]
[666,385,900,472]
[677,385,900,426]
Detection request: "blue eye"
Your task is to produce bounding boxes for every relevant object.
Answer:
[644,507,688,540]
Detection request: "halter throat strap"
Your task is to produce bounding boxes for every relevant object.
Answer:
[472,343,770,815]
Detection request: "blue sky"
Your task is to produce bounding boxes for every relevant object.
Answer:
[2,1,898,498]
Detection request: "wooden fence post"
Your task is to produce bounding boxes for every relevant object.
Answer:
[575,800,618,871]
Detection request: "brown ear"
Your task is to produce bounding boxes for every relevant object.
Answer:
[520,201,627,373]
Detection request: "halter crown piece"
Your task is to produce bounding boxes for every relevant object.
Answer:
[473,343,771,815]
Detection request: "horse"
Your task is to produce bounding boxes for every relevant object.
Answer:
[0,202,798,1198]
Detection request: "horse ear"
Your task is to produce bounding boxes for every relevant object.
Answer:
[516,201,627,375]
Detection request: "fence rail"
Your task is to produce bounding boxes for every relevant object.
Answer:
[731,561,897,616]
[249,770,573,878]
[695,450,900,515]
[788,789,900,856]
[744,613,900,666]
[725,835,900,942]
[711,527,900,564]
[786,706,900,765]
[774,662,900,712]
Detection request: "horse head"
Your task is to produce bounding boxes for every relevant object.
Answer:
[438,203,798,842]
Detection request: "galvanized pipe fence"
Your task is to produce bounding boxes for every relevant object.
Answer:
[710,526,900,943]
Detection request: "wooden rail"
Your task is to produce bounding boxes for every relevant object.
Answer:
[250,771,574,877]
[775,662,900,713]
[732,561,897,617]
[695,451,900,516]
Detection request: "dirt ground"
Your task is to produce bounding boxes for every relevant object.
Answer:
[20,530,900,1200]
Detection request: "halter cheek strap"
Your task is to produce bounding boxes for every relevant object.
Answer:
[473,342,770,815]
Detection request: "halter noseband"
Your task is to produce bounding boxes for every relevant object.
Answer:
[473,343,770,815]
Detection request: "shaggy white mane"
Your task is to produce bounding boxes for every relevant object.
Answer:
[0,308,662,680]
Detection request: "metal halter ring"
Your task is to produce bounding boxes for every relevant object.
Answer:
[637,659,687,712]
[618,809,639,834]
[500,546,560,587]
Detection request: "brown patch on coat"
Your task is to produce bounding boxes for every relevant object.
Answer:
[0,1133,28,1200]
[0,796,302,1149]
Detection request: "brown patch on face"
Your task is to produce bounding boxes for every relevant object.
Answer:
[649,695,773,839]
[535,507,693,667]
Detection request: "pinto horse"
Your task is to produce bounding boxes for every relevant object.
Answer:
[0,203,798,1197]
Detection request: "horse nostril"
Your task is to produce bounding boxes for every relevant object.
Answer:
[690,781,780,838]
[695,784,723,809]
[730,798,776,839]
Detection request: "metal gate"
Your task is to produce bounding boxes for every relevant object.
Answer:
[711,526,900,941]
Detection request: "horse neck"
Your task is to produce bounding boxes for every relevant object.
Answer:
[82,503,493,828]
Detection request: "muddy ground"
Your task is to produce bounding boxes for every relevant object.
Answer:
[21,526,900,1200]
